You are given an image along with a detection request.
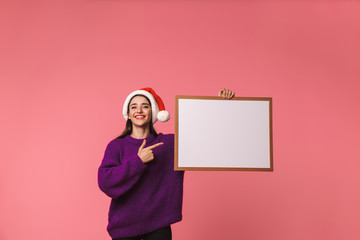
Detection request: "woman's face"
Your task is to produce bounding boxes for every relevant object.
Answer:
[128,96,152,128]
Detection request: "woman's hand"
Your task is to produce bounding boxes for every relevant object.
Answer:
[138,139,164,163]
[218,88,235,99]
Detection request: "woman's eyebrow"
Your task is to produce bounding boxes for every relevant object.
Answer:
[130,102,150,106]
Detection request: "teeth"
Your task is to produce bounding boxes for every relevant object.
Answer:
[135,116,144,119]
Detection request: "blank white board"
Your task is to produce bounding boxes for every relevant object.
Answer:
[174,96,273,171]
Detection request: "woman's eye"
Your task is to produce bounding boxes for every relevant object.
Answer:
[144,106,149,108]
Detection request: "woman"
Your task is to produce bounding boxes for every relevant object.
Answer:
[98,88,235,240]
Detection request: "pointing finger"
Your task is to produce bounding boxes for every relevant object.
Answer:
[146,142,164,150]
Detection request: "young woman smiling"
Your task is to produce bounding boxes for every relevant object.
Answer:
[98,88,235,240]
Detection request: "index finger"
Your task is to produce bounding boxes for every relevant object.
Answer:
[146,142,164,150]
[218,88,225,97]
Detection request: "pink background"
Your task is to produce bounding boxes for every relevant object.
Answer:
[1,1,360,239]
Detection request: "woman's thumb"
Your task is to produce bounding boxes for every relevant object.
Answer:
[139,139,146,150]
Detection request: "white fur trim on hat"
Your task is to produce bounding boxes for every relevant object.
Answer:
[157,110,170,122]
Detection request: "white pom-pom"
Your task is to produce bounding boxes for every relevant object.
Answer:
[157,110,170,122]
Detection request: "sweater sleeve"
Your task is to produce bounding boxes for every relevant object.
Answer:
[98,140,147,199]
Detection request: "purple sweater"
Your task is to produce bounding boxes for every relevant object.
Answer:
[98,133,184,238]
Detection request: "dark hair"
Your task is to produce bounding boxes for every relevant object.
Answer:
[116,94,158,139]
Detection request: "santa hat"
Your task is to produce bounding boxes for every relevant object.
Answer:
[123,87,170,124]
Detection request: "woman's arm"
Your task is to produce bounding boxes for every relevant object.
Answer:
[98,141,147,199]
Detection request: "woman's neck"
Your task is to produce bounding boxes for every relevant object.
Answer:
[130,125,150,139]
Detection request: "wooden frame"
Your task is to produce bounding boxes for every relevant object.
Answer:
[174,96,273,171]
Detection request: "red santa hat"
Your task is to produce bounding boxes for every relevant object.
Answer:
[123,87,170,124]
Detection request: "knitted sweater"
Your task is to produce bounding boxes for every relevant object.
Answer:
[98,133,184,238]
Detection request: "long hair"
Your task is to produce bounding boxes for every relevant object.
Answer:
[116,94,158,139]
